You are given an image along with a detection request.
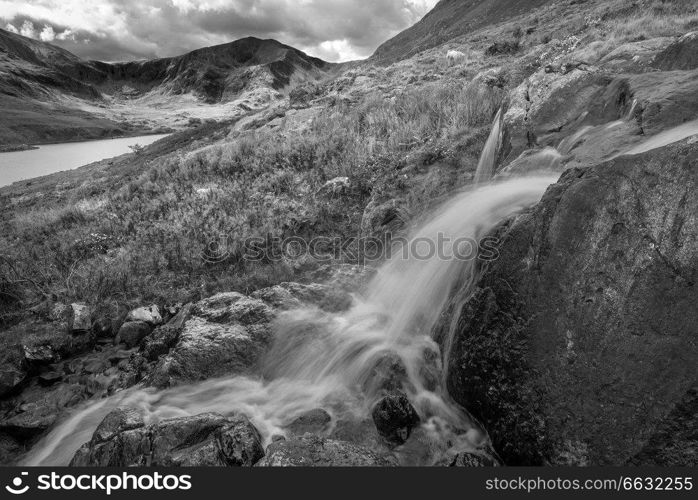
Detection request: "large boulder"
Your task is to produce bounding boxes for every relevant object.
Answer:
[115,321,153,348]
[7,320,97,367]
[627,69,698,135]
[1,383,87,439]
[148,318,265,388]
[192,293,270,323]
[126,305,163,326]
[502,67,630,160]
[652,32,698,71]
[371,392,420,445]
[147,294,273,388]
[285,409,332,436]
[256,435,397,466]
[22,345,58,369]
[71,410,263,467]
[445,141,698,465]
[599,37,674,73]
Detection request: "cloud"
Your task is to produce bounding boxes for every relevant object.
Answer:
[39,24,55,42]
[19,19,37,38]
[0,0,438,62]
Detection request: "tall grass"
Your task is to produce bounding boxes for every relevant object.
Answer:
[576,0,698,61]
[1,80,503,325]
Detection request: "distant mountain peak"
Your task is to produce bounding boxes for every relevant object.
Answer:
[0,28,333,146]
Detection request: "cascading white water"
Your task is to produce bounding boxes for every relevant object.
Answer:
[22,175,558,467]
[473,108,503,184]
[623,119,698,156]
[496,147,563,179]
[558,126,593,155]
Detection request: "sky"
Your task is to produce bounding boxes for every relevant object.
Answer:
[0,0,439,62]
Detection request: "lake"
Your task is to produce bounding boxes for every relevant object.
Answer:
[0,134,170,188]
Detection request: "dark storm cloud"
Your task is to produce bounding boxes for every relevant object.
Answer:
[0,0,437,62]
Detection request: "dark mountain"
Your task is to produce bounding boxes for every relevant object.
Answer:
[372,0,554,62]
[0,29,332,146]
[0,28,102,100]
[91,37,332,103]
[0,30,331,103]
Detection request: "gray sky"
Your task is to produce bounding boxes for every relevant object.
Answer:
[0,0,438,62]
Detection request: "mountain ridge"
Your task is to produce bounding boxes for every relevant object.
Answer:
[0,30,333,146]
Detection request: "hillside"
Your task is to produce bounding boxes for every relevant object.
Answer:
[1,0,698,468]
[0,30,333,148]
[372,0,555,62]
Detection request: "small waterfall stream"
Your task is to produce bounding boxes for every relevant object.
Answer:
[23,175,557,466]
[22,106,558,466]
[473,108,503,184]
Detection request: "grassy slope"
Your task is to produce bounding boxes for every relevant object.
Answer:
[1,0,696,332]
[0,96,143,147]
[372,0,555,63]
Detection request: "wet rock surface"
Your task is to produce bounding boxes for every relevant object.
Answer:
[147,316,269,388]
[252,282,354,313]
[371,392,420,445]
[71,410,264,467]
[285,409,332,436]
[362,353,411,395]
[445,141,698,466]
[503,67,629,160]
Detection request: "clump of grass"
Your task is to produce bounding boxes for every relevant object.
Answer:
[12,205,89,237]
[572,0,698,61]
[485,40,521,56]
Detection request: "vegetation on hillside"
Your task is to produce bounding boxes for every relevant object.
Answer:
[0,80,503,327]
[1,0,696,334]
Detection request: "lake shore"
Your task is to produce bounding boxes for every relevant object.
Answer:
[0,144,39,153]
[0,133,171,188]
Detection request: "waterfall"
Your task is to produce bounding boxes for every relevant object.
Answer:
[473,108,503,184]
[624,119,698,156]
[22,175,558,467]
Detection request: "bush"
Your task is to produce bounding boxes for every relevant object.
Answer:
[129,143,145,155]
[485,40,521,56]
